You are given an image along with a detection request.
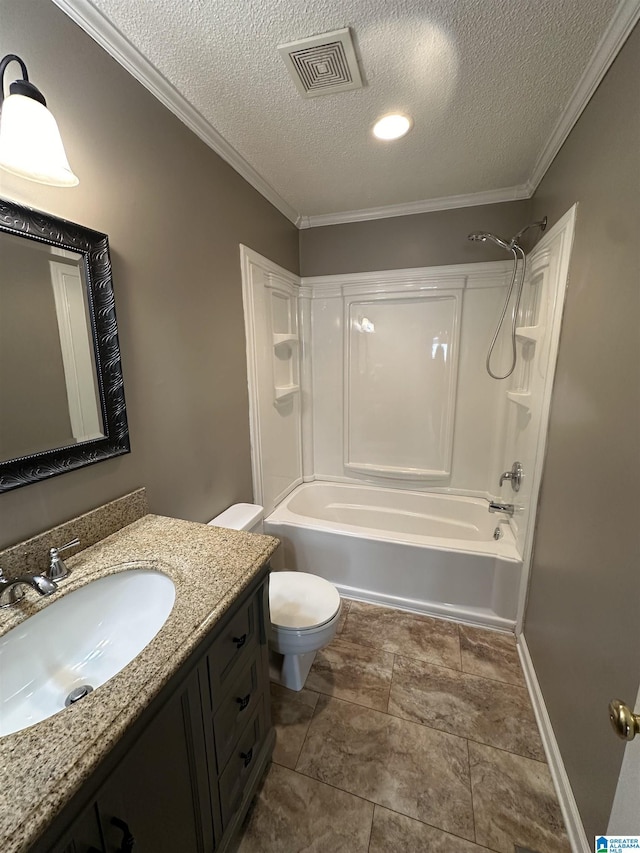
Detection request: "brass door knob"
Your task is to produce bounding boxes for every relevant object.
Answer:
[609,699,640,741]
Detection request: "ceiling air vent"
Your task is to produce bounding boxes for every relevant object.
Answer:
[278,28,363,98]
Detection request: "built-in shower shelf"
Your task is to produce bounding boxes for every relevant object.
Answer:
[515,325,542,342]
[273,333,299,346]
[274,383,300,401]
[507,390,532,410]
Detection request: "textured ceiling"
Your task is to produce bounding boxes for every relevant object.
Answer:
[85,0,620,218]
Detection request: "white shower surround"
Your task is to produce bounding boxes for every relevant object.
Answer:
[265,482,521,629]
[304,262,513,499]
[241,205,576,631]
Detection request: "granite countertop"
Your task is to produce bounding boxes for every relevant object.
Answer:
[0,513,279,853]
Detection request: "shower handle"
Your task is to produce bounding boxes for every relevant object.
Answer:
[499,462,523,492]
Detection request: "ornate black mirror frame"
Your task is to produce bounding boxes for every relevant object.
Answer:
[0,198,130,493]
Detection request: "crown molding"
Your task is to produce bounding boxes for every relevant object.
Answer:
[51,0,301,226]
[297,185,532,229]
[527,0,640,191]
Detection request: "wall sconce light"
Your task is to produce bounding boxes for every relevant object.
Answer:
[0,54,78,187]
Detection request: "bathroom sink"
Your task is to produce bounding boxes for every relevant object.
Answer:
[0,566,175,737]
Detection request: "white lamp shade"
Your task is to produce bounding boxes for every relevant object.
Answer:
[0,93,78,186]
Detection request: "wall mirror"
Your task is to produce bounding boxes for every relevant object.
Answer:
[0,198,129,492]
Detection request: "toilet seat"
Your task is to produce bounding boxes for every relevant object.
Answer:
[269,571,340,631]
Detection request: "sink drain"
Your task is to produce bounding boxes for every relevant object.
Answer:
[65,685,94,706]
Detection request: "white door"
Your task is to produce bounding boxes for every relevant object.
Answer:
[49,260,103,443]
[607,683,640,833]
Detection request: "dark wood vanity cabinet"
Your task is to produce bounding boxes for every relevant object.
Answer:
[37,567,273,853]
[97,671,212,853]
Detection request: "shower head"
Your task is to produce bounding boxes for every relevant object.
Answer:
[468,217,548,253]
[467,231,513,252]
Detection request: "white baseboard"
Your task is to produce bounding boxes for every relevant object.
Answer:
[517,635,590,853]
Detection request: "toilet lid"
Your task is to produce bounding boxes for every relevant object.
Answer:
[269,572,341,630]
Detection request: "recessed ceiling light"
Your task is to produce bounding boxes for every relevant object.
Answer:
[372,113,412,141]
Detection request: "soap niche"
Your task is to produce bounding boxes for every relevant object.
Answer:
[507,264,547,411]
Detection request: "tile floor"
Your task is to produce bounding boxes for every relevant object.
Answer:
[238,600,571,853]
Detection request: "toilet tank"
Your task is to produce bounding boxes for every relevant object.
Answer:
[208,503,264,533]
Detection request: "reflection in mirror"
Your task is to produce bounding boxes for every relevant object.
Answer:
[1,233,105,460]
[0,197,129,493]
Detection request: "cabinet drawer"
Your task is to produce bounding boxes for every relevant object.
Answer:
[213,655,263,772]
[206,592,260,706]
[219,702,265,830]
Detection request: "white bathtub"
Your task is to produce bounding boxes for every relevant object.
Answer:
[264,482,522,630]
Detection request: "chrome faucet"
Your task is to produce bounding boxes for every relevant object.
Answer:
[488,501,515,517]
[47,537,80,581]
[0,567,57,608]
[499,461,523,492]
[0,536,78,608]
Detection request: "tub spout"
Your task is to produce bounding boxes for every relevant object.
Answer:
[488,501,515,516]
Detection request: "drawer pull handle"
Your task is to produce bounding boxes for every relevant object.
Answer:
[236,693,251,711]
[240,747,253,768]
[111,816,136,852]
[233,633,247,649]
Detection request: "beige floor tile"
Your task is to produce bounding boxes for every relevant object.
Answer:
[306,638,393,711]
[369,805,489,853]
[469,741,571,853]
[238,762,374,853]
[460,625,526,686]
[335,598,351,634]
[389,654,545,761]
[270,683,319,770]
[296,695,474,840]
[341,601,461,670]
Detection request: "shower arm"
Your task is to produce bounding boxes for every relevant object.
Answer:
[509,218,548,249]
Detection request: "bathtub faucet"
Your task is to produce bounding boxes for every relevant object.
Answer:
[488,501,515,517]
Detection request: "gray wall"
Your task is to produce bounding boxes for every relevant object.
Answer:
[0,0,298,548]
[525,23,640,839]
[0,238,74,458]
[299,200,533,275]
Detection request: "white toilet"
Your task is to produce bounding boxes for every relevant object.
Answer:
[208,503,342,691]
